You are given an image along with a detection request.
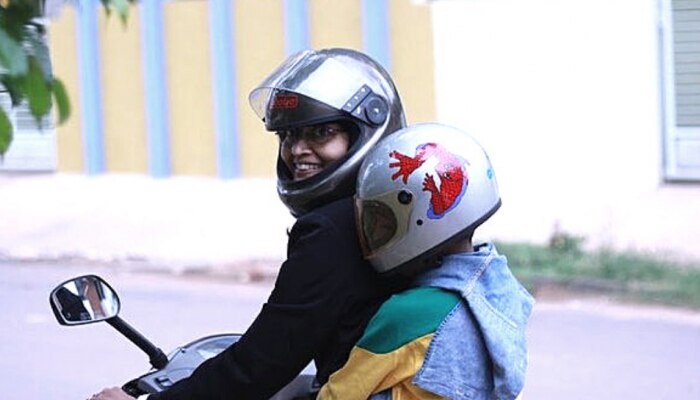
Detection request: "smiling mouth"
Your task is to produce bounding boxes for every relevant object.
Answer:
[294,162,323,178]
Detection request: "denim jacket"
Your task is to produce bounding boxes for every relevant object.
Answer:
[373,243,534,400]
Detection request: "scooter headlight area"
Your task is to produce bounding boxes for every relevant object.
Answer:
[49,275,317,399]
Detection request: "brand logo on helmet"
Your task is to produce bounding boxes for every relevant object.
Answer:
[389,143,468,219]
[272,94,299,109]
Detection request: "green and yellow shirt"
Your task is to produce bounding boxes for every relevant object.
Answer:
[318,244,534,400]
[319,287,460,400]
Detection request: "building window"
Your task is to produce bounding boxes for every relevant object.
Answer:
[0,92,57,172]
[661,0,700,181]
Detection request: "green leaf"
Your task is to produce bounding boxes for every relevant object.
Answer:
[51,78,70,124]
[111,0,131,25]
[0,26,29,76]
[24,56,51,121]
[99,0,113,17]
[1,76,25,106]
[0,2,36,40]
[22,23,53,80]
[0,107,13,156]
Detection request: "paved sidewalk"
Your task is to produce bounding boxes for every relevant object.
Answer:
[0,173,295,279]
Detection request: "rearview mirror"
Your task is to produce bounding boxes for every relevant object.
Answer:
[50,275,120,325]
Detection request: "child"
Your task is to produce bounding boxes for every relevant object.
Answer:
[318,123,535,400]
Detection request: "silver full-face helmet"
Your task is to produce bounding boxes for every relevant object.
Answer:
[249,48,406,216]
[355,123,501,276]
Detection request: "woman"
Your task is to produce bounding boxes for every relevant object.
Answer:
[93,48,406,400]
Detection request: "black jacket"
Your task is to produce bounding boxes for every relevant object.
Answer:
[151,197,397,399]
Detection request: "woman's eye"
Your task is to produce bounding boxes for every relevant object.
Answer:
[315,127,338,140]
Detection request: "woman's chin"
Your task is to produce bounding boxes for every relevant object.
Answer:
[294,169,321,180]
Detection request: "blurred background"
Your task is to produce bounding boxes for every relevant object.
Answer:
[1,1,700,399]
[2,0,698,265]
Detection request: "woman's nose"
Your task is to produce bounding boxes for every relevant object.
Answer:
[290,138,312,154]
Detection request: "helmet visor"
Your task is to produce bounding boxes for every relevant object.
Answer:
[358,200,397,254]
[355,190,414,259]
[249,50,375,122]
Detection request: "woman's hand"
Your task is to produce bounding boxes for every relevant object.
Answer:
[89,387,136,400]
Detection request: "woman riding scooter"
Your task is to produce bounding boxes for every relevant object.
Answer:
[92,48,407,400]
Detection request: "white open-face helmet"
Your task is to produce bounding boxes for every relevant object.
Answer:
[355,123,501,276]
[249,48,406,216]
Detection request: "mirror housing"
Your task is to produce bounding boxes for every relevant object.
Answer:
[50,275,120,325]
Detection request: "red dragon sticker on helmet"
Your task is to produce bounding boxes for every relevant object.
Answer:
[271,94,299,109]
[389,143,469,219]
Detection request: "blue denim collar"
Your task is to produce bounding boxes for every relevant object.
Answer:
[411,242,534,399]
[414,242,498,296]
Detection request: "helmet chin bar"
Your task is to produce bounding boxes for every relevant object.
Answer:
[275,131,365,217]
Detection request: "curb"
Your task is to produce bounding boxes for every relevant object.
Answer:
[0,253,284,284]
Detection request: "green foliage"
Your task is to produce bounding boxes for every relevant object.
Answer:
[548,230,585,254]
[0,0,135,156]
[51,77,69,123]
[0,105,11,155]
[499,241,700,309]
[0,25,28,76]
[101,0,130,25]
[25,55,50,119]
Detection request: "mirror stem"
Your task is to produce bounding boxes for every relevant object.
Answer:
[107,316,169,369]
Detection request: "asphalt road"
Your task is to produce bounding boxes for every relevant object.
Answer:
[2,262,699,399]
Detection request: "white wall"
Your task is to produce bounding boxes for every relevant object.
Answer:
[432,0,700,261]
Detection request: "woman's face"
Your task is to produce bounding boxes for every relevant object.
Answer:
[279,123,351,181]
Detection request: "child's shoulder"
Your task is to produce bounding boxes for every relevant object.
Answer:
[357,287,461,354]
[379,287,460,318]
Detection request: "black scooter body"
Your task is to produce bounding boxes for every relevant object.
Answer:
[49,275,317,399]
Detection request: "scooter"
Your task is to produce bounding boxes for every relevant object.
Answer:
[49,274,318,399]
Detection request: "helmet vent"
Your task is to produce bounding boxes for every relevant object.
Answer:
[365,96,388,125]
[397,190,413,204]
[342,85,371,112]
[342,85,388,126]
